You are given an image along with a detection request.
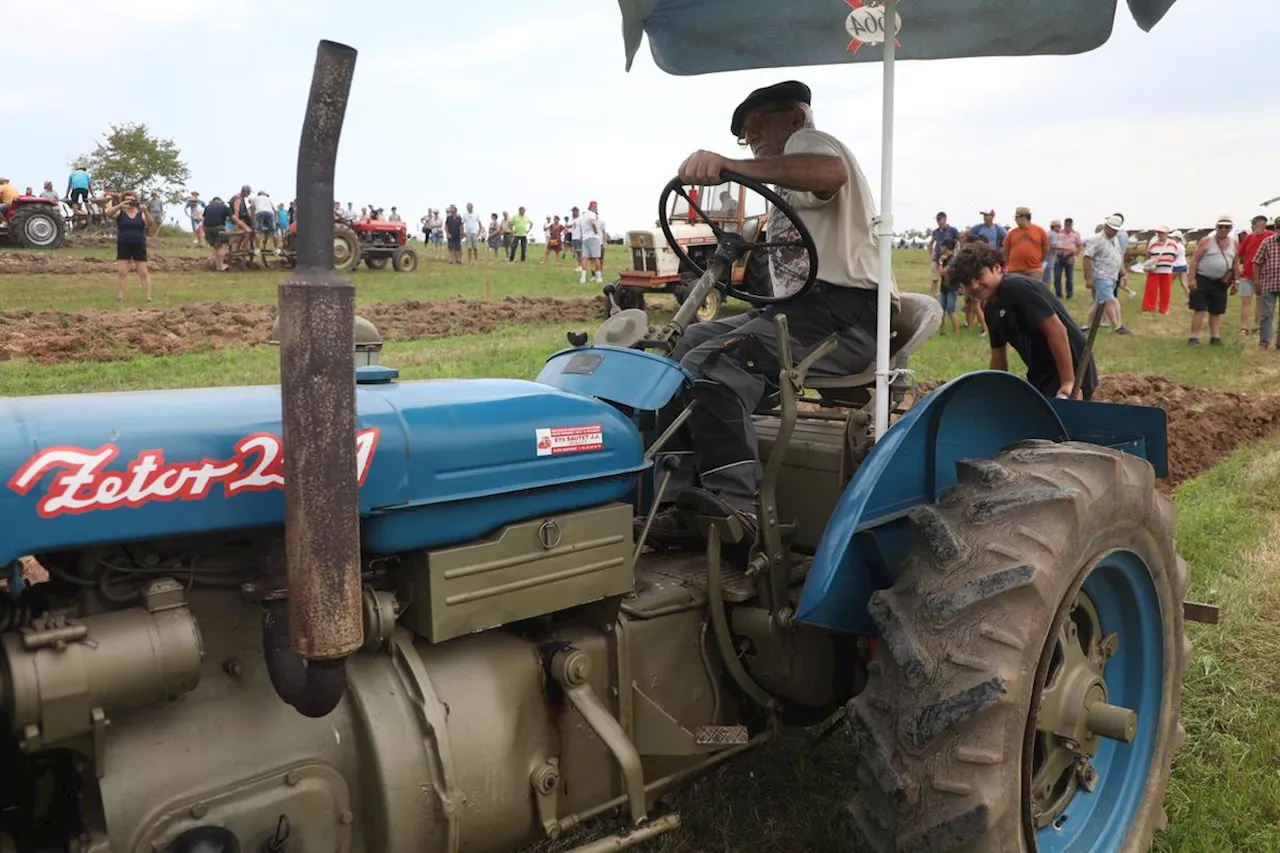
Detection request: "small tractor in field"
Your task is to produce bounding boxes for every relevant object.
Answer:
[0,196,67,249]
[282,216,418,274]
[607,180,768,323]
[0,39,1204,853]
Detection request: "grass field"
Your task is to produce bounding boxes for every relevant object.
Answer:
[5,241,1280,394]
[5,238,1280,850]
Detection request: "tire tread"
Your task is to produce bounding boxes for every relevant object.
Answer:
[848,442,1187,853]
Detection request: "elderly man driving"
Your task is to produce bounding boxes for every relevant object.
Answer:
[650,80,894,545]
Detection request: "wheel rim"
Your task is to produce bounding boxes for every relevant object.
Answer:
[696,292,720,322]
[334,238,353,266]
[26,215,56,245]
[1030,550,1163,850]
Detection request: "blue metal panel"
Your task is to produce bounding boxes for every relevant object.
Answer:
[1049,397,1168,478]
[794,371,1067,634]
[538,346,693,412]
[1,378,646,564]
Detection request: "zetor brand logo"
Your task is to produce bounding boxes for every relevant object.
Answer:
[7,428,380,519]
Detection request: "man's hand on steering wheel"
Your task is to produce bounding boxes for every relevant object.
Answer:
[658,168,819,309]
[679,151,731,185]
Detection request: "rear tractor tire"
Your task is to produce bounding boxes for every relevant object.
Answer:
[849,440,1190,852]
[333,224,361,273]
[12,207,67,249]
[392,246,418,272]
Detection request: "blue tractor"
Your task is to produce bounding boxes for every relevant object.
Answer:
[0,37,1195,853]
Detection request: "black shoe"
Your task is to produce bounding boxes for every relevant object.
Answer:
[680,488,760,547]
[1114,326,1132,335]
[1188,337,1201,347]
[1210,337,1224,347]
[635,506,700,551]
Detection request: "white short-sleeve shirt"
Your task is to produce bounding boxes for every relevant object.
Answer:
[766,128,890,299]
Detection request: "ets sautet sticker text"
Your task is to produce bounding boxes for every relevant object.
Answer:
[535,425,604,457]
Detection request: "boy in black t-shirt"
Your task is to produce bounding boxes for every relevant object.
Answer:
[947,243,1097,400]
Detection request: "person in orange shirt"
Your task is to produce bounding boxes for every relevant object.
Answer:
[0,177,21,212]
[1003,205,1052,280]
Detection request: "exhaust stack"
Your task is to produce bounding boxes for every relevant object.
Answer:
[271,39,361,716]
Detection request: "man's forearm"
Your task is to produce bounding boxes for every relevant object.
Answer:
[989,347,1009,372]
[728,154,847,196]
[1045,323,1076,392]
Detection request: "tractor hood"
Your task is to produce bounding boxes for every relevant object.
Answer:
[627,221,715,246]
[0,377,646,565]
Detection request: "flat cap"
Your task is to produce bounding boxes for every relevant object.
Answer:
[731,80,811,138]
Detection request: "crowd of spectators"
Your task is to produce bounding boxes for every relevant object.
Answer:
[931,208,1280,357]
[418,202,610,281]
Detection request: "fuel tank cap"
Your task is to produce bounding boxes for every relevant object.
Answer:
[356,365,399,384]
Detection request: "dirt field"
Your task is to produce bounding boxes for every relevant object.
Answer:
[1093,373,1280,489]
[0,250,211,275]
[0,297,605,363]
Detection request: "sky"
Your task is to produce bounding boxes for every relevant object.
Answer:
[2,0,1277,238]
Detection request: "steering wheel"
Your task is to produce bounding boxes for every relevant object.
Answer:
[657,168,819,307]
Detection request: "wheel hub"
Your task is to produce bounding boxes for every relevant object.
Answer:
[1030,591,1137,829]
[27,217,55,243]
[334,238,352,265]
[696,292,719,322]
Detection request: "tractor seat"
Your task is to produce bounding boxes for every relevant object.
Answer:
[805,292,943,401]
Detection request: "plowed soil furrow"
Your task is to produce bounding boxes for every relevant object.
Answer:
[1092,374,1280,490]
[0,297,604,364]
[0,250,212,275]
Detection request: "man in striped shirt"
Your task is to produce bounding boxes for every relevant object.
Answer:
[1251,218,1280,351]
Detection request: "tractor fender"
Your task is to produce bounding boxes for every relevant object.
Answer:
[793,370,1168,635]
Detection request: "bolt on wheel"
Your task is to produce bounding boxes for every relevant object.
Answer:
[1029,551,1166,850]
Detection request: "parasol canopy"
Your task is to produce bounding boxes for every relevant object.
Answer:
[620,0,1179,74]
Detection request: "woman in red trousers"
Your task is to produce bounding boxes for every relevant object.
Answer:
[1143,226,1178,314]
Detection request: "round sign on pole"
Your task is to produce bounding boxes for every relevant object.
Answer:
[845,4,900,46]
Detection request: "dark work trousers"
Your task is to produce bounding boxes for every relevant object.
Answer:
[671,283,880,513]
[508,235,528,261]
[1054,256,1076,299]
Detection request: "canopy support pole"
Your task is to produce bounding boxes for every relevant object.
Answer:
[873,15,896,441]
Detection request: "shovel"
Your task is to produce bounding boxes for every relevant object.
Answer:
[1069,300,1105,400]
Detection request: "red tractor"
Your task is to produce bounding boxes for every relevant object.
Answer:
[0,196,68,249]
[285,214,418,273]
